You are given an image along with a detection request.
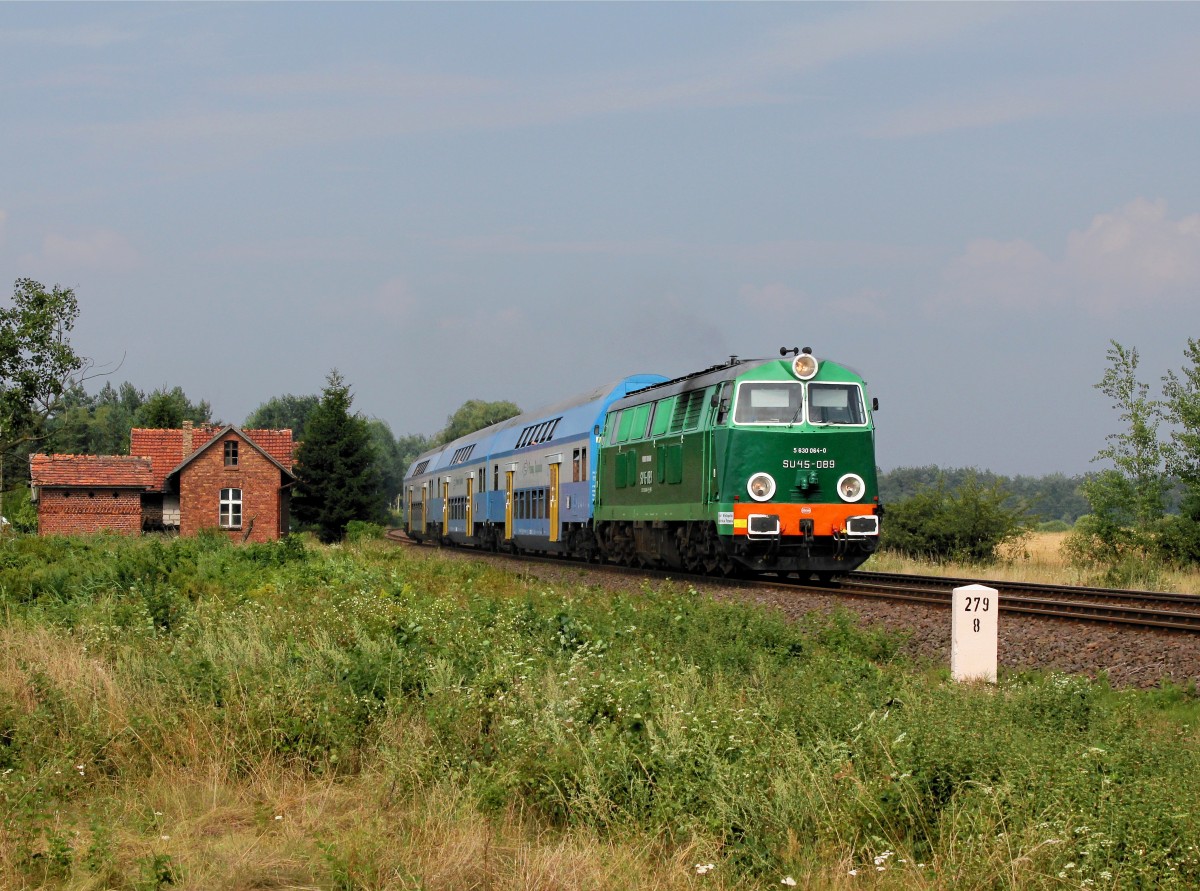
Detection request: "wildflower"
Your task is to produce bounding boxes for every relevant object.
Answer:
[848,868,858,876]
[781,878,797,887]
[160,834,170,841]
[274,814,283,821]
[695,863,715,875]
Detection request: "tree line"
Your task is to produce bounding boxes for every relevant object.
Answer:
[10,279,1194,566]
[880,339,1200,583]
[0,278,520,541]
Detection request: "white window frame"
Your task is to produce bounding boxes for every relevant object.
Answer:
[219,487,242,529]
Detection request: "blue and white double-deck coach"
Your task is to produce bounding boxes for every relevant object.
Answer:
[403,374,665,556]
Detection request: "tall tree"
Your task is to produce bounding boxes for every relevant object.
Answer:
[366,418,405,508]
[244,393,320,441]
[292,370,384,541]
[436,398,521,445]
[1160,338,1200,563]
[135,386,213,429]
[2,279,87,442]
[1163,338,1200,494]
[1066,341,1168,574]
[1,279,88,498]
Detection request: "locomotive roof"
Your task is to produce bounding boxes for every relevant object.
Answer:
[609,353,866,411]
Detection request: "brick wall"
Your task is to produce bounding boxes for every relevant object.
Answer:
[178,433,286,543]
[37,489,143,536]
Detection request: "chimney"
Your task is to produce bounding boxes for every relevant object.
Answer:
[182,420,193,457]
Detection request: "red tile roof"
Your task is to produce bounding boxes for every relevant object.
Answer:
[241,429,295,470]
[130,426,295,490]
[30,454,153,489]
[130,428,187,489]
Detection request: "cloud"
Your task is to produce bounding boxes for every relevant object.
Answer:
[872,37,1200,139]
[0,25,134,49]
[41,229,140,272]
[371,277,421,323]
[1065,198,1200,299]
[60,5,1009,159]
[937,198,1200,315]
[739,282,807,314]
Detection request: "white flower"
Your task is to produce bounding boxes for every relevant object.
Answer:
[848,869,858,876]
[274,814,283,821]
[781,878,797,887]
[160,834,170,841]
[695,863,715,875]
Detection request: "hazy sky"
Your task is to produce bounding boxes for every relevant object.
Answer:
[3,3,1198,476]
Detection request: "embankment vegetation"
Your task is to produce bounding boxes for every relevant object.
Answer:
[3,533,1200,889]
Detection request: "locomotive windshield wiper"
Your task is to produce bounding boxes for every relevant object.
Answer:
[787,404,804,427]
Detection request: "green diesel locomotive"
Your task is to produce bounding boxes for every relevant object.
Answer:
[594,348,881,578]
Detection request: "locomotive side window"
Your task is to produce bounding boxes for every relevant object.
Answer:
[807,383,867,426]
[650,397,674,436]
[607,412,621,445]
[733,382,803,424]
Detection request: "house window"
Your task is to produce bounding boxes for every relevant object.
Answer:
[224,440,239,466]
[219,488,242,528]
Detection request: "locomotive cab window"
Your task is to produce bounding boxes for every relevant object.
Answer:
[807,383,867,426]
[733,382,803,425]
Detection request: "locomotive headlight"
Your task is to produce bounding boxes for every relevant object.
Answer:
[792,353,819,380]
[747,472,776,502]
[836,473,866,502]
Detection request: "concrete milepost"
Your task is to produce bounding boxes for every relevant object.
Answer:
[952,584,998,683]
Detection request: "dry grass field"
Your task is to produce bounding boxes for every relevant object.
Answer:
[867,531,1200,595]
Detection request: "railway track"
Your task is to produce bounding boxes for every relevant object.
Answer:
[388,530,1200,634]
[834,571,1200,633]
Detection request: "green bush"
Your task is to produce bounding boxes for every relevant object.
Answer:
[2,487,38,534]
[345,520,386,542]
[882,473,1033,563]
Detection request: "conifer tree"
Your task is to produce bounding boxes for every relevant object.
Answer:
[292,370,384,542]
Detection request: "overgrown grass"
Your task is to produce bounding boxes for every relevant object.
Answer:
[2,533,1199,889]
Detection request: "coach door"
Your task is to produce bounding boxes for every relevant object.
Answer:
[504,466,515,540]
[405,486,413,534]
[548,457,561,543]
[465,474,474,537]
[441,479,450,536]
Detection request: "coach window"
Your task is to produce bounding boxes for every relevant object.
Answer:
[219,488,242,529]
[224,440,239,466]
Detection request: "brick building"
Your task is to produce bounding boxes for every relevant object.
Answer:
[30,423,296,542]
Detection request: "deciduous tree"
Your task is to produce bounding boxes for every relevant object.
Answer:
[244,393,320,441]
[1,278,88,451]
[436,399,521,445]
[1065,341,1168,580]
[1160,338,1200,563]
